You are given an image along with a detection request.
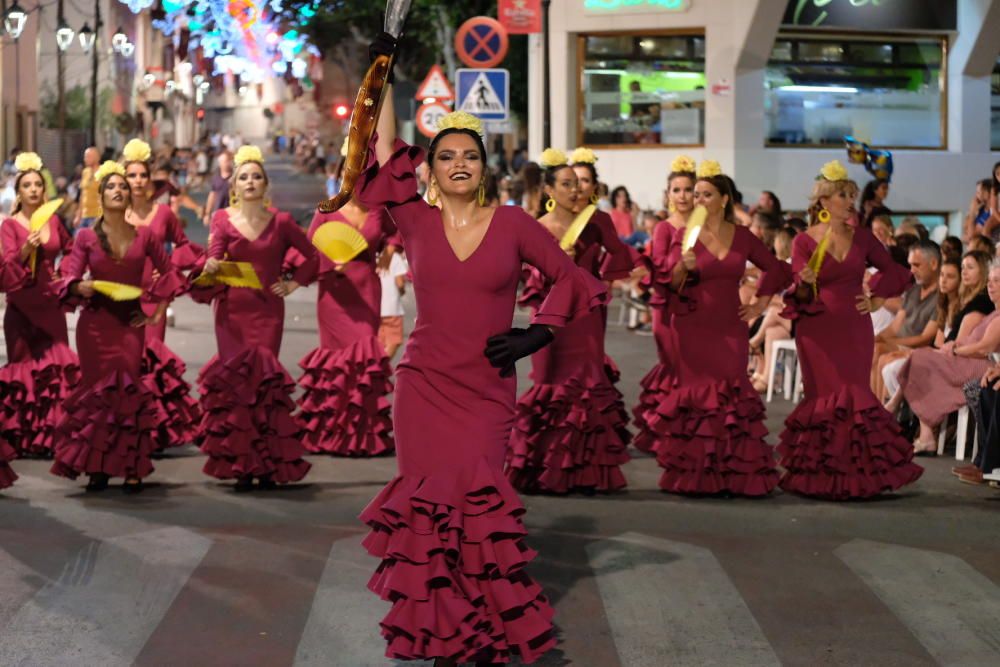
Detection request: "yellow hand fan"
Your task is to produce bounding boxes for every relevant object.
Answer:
[681,205,708,253]
[806,227,833,296]
[28,198,63,277]
[194,261,263,289]
[91,280,143,301]
[312,221,369,264]
[559,205,596,251]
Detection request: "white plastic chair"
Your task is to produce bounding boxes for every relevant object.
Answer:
[766,339,798,403]
[937,406,978,459]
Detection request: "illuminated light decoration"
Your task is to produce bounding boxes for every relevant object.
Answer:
[120,42,136,58]
[334,104,350,118]
[290,58,307,79]
[124,0,156,13]
[56,19,75,51]
[112,27,129,52]
[3,3,27,40]
[272,60,288,75]
[265,31,279,45]
[143,73,156,86]
[199,81,211,91]
[193,73,205,86]
[162,0,185,12]
[238,85,248,96]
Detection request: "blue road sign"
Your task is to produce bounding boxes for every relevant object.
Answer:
[455,68,509,122]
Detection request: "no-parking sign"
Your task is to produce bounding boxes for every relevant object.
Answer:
[416,101,450,138]
[454,16,509,69]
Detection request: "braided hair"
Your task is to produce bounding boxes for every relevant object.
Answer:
[93,174,132,256]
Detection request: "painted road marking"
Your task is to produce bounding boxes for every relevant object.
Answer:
[586,532,781,667]
[837,539,1000,665]
[0,527,211,666]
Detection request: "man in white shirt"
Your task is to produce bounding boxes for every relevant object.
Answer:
[378,252,409,358]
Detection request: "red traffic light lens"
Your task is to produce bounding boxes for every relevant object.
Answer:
[334,104,350,118]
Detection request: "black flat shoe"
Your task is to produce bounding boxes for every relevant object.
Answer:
[122,479,144,494]
[85,474,109,493]
[234,476,254,493]
[257,477,277,491]
[914,449,938,458]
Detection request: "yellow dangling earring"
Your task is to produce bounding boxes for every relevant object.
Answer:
[668,201,677,214]
[477,180,486,207]
[229,189,239,208]
[545,198,556,213]
[427,180,438,206]
[817,208,831,224]
[590,194,599,205]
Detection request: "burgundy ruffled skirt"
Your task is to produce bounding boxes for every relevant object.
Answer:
[198,347,311,483]
[0,343,80,457]
[297,336,394,456]
[360,458,557,663]
[506,378,630,494]
[0,439,17,489]
[50,370,161,480]
[143,337,201,451]
[631,363,673,454]
[777,384,923,499]
[645,378,778,496]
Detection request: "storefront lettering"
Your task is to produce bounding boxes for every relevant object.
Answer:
[583,0,689,12]
[791,0,882,27]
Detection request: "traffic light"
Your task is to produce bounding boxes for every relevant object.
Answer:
[196,108,205,121]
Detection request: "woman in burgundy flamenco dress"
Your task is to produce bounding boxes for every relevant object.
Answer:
[355,74,605,664]
[195,146,318,492]
[653,161,792,496]
[121,139,202,452]
[50,162,186,493]
[297,199,396,456]
[779,161,922,499]
[0,153,80,488]
[633,155,696,453]
[506,148,633,494]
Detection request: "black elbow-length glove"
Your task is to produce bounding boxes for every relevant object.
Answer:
[484,324,555,378]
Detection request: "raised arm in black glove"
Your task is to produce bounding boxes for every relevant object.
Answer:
[369,31,398,83]
[484,324,555,378]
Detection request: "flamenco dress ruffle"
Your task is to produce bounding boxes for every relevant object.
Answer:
[0,440,17,488]
[0,342,80,458]
[198,346,311,483]
[142,337,202,452]
[360,458,556,664]
[631,360,673,454]
[297,336,394,456]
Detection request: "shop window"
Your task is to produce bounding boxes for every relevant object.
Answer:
[579,32,705,147]
[765,35,946,149]
[991,58,1000,150]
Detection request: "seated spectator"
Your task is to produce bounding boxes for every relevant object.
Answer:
[872,241,941,398]
[753,190,783,220]
[941,235,963,264]
[890,232,920,268]
[968,233,996,258]
[871,213,895,248]
[963,178,994,242]
[748,224,796,393]
[785,216,808,235]
[895,260,1000,454]
[959,363,1000,484]
[896,216,929,242]
[623,210,657,248]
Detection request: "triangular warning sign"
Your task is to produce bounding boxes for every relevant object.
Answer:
[459,72,505,114]
[415,64,454,101]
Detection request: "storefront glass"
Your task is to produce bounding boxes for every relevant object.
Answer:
[579,32,705,147]
[765,35,946,149]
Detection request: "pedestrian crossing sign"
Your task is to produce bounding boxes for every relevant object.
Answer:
[456,68,509,121]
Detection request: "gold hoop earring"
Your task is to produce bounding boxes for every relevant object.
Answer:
[477,180,486,207]
[229,189,239,208]
[590,194,599,205]
[817,208,831,224]
[545,198,556,213]
[427,180,438,206]
[668,201,677,213]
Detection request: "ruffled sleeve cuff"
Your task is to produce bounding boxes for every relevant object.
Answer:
[530,266,607,328]
[170,242,205,271]
[0,257,30,292]
[756,260,794,298]
[518,266,550,310]
[600,244,640,282]
[869,263,914,300]
[780,282,826,321]
[355,135,426,210]
[147,267,187,302]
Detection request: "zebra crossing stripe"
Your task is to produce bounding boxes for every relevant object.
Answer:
[585,532,781,667]
[0,548,37,631]
[0,527,211,666]
[836,539,1000,665]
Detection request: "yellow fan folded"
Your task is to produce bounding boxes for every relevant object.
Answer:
[312,221,369,264]
[559,205,596,251]
[806,227,833,296]
[91,280,143,301]
[681,205,708,253]
[194,261,263,289]
[28,198,63,276]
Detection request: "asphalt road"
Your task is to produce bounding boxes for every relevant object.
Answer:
[1,158,998,667]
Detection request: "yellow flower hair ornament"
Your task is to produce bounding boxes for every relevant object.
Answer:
[818,159,849,182]
[94,160,126,185]
[539,148,569,169]
[569,147,598,165]
[234,145,265,167]
[437,111,484,137]
[13,152,43,174]
[671,155,696,174]
[696,159,722,179]
[122,138,152,163]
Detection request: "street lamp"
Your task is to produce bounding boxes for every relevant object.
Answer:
[56,18,75,51]
[3,2,27,40]
[120,41,135,57]
[112,26,128,53]
[78,22,95,52]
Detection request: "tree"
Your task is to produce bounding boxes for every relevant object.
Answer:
[279,0,527,121]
